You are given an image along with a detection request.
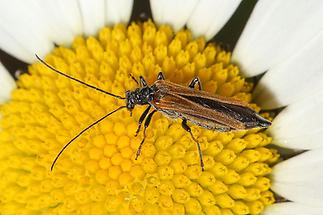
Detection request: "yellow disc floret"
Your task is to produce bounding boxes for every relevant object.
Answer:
[0,21,279,214]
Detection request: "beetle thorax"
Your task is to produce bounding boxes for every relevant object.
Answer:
[125,86,155,110]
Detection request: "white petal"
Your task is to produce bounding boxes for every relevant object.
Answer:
[150,0,199,32]
[0,27,33,62]
[263,203,323,215]
[232,0,323,77]
[272,150,323,207]
[34,0,83,45]
[0,62,15,103]
[79,0,105,36]
[187,0,241,40]
[269,90,323,149]
[105,0,133,25]
[253,32,323,109]
[0,0,54,62]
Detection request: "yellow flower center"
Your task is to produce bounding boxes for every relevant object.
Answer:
[0,21,279,214]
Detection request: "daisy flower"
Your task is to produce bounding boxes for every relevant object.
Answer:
[0,0,323,214]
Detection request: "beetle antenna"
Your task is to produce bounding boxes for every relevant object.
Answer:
[35,54,125,100]
[51,106,127,171]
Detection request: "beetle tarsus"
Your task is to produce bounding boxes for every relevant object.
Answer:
[135,138,145,160]
[129,73,139,85]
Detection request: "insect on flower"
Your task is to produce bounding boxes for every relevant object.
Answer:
[35,54,271,171]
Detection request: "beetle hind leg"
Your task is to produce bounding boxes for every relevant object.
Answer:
[181,119,205,171]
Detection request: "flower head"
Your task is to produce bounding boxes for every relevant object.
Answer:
[0,21,279,214]
[1,1,323,215]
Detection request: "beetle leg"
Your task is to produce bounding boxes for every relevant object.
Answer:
[129,73,139,85]
[188,77,202,90]
[181,119,205,171]
[135,110,157,160]
[135,105,151,137]
[157,72,165,80]
[139,76,148,87]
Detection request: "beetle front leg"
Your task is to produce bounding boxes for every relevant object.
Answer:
[182,119,204,171]
[135,110,157,160]
[188,77,202,90]
[129,73,139,85]
[135,105,151,137]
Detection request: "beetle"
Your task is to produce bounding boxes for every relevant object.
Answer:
[36,55,271,171]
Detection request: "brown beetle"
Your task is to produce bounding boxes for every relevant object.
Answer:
[36,55,271,171]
